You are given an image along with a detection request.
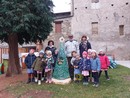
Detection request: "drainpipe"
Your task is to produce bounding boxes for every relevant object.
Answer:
[71,0,74,17]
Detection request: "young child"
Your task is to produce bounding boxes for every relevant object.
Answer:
[32,52,46,85]
[45,50,54,83]
[91,50,101,87]
[98,50,110,80]
[72,54,82,82]
[87,49,94,82]
[25,49,36,83]
[88,49,92,58]
[70,51,77,81]
[79,51,91,85]
[71,51,77,66]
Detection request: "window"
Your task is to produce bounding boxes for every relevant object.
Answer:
[92,22,98,34]
[55,21,62,33]
[92,0,99,3]
[119,25,124,36]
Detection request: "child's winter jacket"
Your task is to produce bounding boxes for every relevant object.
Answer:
[90,57,101,71]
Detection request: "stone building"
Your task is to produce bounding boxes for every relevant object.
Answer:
[71,0,130,60]
[43,12,72,48]
[45,0,130,60]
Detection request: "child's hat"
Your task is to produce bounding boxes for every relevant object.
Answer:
[91,50,97,53]
[99,49,105,53]
[88,49,92,52]
[39,52,44,55]
[40,50,44,54]
[82,51,88,56]
[46,50,52,55]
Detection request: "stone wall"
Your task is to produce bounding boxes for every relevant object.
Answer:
[43,17,72,49]
[71,0,130,60]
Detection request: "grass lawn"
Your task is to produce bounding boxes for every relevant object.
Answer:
[7,65,130,98]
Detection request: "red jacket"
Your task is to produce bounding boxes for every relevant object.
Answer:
[99,55,110,70]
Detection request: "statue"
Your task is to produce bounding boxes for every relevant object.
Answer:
[52,37,71,84]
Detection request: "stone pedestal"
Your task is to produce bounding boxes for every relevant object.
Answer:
[52,78,71,85]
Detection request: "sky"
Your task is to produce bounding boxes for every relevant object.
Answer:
[52,0,71,13]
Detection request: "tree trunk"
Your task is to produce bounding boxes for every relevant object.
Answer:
[6,33,22,77]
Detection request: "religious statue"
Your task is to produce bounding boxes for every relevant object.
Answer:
[52,37,71,84]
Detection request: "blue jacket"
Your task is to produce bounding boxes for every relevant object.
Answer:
[90,57,101,71]
[25,54,36,68]
[73,59,81,69]
[79,58,91,71]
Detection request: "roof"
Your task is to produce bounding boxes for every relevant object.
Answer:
[0,42,36,48]
[54,11,71,19]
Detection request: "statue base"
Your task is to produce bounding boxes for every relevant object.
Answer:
[52,78,71,85]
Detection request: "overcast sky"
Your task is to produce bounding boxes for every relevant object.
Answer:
[52,0,71,13]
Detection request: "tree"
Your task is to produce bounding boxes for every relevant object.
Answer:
[0,0,54,76]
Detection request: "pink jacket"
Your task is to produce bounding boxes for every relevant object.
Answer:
[99,55,110,70]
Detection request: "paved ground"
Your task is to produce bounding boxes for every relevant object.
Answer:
[117,61,130,68]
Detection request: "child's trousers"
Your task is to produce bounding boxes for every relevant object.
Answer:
[83,76,89,82]
[35,71,42,80]
[46,70,53,81]
[99,70,109,79]
[92,72,99,84]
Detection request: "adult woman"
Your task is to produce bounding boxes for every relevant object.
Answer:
[79,35,92,57]
[45,40,57,67]
[45,40,56,56]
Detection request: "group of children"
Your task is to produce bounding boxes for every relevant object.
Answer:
[25,48,110,87]
[71,49,110,87]
[25,49,55,85]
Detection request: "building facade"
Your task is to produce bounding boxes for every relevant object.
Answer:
[44,0,130,60]
[43,12,72,48]
[70,0,130,60]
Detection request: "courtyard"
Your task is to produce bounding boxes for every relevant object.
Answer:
[0,65,130,98]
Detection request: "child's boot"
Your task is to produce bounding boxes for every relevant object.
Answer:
[35,77,38,82]
[41,77,44,81]
[38,80,41,85]
[49,80,52,84]
[91,77,94,83]
[27,78,31,84]
[83,82,88,85]
[32,77,35,82]
[95,84,99,87]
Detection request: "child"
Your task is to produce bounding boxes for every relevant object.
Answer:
[91,50,101,87]
[25,49,36,83]
[79,51,91,85]
[45,50,54,83]
[70,51,77,81]
[72,54,82,82]
[32,52,46,85]
[88,49,92,58]
[71,51,77,67]
[98,50,110,80]
[87,49,94,82]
